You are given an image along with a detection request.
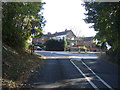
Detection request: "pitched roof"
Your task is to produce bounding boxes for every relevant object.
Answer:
[44,30,76,37]
[53,30,71,36]
[44,34,54,37]
[82,37,94,41]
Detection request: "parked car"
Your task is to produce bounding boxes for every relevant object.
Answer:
[34,46,42,50]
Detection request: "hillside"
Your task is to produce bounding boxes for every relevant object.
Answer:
[2,44,44,88]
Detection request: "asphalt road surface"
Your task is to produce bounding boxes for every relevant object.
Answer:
[26,51,120,89]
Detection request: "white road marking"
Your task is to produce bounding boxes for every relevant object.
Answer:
[79,59,114,89]
[42,56,98,59]
[53,52,70,55]
[70,60,98,89]
[70,59,114,90]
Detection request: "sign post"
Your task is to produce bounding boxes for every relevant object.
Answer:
[78,46,80,53]
[30,28,36,55]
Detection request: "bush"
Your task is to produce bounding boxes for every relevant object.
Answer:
[45,39,65,51]
[106,48,120,65]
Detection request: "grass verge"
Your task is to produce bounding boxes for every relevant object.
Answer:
[98,53,120,67]
[2,44,45,88]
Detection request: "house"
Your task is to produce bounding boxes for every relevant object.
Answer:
[69,37,101,52]
[81,37,95,48]
[32,30,100,51]
[32,29,76,47]
[32,33,53,44]
[69,37,94,51]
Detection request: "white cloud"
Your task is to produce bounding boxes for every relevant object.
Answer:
[42,0,97,37]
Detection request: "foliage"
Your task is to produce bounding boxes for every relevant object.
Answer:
[45,39,65,51]
[2,2,46,49]
[106,48,120,64]
[96,41,107,50]
[83,2,120,63]
[2,44,44,88]
[83,2,120,50]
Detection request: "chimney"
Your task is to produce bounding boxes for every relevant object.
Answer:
[48,32,51,35]
[65,29,67,31]
[55,32,57,34]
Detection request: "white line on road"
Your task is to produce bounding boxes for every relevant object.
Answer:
[79,59,114,90]
[70,60,98,89]
[70,59,114,90]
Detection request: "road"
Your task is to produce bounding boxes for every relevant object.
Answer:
[26,51,120,89]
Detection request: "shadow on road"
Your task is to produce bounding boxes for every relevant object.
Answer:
[24,58,92,88]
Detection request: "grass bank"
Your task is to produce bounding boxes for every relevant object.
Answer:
[98,53,120,67]
[2,44,44,88]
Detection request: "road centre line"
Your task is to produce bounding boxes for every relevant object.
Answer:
[79,59,113,89]
[70,60,98,89]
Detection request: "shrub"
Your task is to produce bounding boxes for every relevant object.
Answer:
[106,48,120,65]
[45,39,65,51]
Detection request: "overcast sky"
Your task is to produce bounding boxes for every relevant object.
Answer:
[42,0,97,37]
